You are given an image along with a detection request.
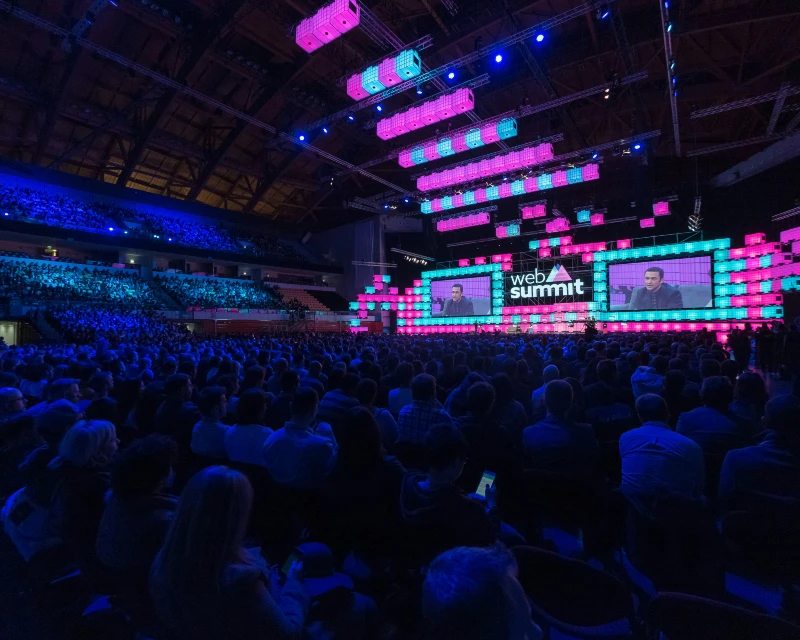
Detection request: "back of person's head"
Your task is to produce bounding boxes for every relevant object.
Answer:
[157,466,252,589]
[280,370,300,395]
[596,359,616,384]
[326,368,344,391]
[35,398,79,445]
[337,407,384,468]
[720,359,739,385]
[425,360,439,378]
[734,372,767,406]
[291,387,318,421]
[198,386,226,419]
[394,362,414,387]
[308,360,322,377]
[90,372,113,396]
[490,373,514,406]
[273,358,288,373]
[86,397,118,423]
[411,373,437,402]
[243,365,265,388]
[48,377,79,403]
[662,370,686,397]
[700,358,721,379]
[423,545,535,640]
[236,388,266,425]
[764,394,800,435]
[58,419,117,467]
[355,378,377,406]
[635,393,670,424]
[424,422,468,472]
[700,376,733,410]
[466,381,495,417]
[164,373,191,397]
[111,434,177,501]
[668,357,685,372]
[543,379,572,416]
[340,372,360,396]
[542,364,560,383]
[471,355,484,371]
[651,356,669,375]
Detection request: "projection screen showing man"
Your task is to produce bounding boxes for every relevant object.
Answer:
[608,256,713,311]
[431,276,492,317]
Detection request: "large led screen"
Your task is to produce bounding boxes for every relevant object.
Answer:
[430,275,492,317]
[608,256,713,311]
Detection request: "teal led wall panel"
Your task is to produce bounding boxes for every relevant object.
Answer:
[486,186,500,200]
[465,128,484,149]
[537,173,553,190]
[361,66,385,94]
[511,180,526,196]
[437,138,455,157]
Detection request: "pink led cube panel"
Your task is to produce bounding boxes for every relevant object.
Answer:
[398,149,413,168]
[373,282,384,291]
[481,122,500,144]
[745,233,766,245]
[540,247,552,257]
[415,142,559,191]
[618,239,631,249]
[780,227,800,243]
[728,242,781,259]
[652,201,670,216]
[377,89,474,140]
[474,189,488,203]
[423,141,440,162]
[346,74,369,100]
[312,6,344,45]
[582,164,600,181]
[296,20,324,53]
[474,257,486,265]
[378,57,402,87]
[793,242,800,256]
[640,217,655,228]
[372,274,383,282]
[545,218,570,233]
[388,287,398,294]
[496,226,508,239]
[376,119,392,140]
[413,279,423,287]
[458,259,470,266]
[521,204,547,219]
[498,183,512,199]
[451,193,464,208]
[590,213,605,226]
[523,178,540,193]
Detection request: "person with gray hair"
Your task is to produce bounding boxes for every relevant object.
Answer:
[423,545,542,640]
[0,387,26,421]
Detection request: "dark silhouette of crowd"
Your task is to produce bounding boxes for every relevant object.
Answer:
[0,184,323,265]
[1,326,800,639]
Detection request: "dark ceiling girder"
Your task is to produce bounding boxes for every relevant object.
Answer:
[33,47,81,165]
[115,0,246,188]
[243,151,302,213]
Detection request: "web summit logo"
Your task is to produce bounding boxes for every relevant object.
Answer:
[509,264,586,299]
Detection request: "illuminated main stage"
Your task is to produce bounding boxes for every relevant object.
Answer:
[349,227,800,335]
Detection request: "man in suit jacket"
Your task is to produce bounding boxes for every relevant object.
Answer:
[628,267,684,310]
[442,283,475,316]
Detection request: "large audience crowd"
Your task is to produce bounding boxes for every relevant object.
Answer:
[0,322,799,639]
[0,184,322,265]
[154,275,283,309]
[43,306,192,345]
[0,259,160,305]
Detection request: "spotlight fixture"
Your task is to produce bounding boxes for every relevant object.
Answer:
[591,152,599,160]
[347,115,355,121]
[669,58,676,71]
[666,21,673,32]
[108,0,118,6]
[384,204,390,209]
[416,87,423,95]
[298,134,306,141]
[322,127,328,134]
[447,71,456,80]
[597,5,610,19]
[494,53,503,63]
[535,33,545,43]
[633,142,642,151]
[403,198,410,204]
[108,227,114,231]
[376,104,383,112]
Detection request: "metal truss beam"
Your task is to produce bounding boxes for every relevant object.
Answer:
[243,152,303,213]
[691,86,800,119]
[657,0,680,156]
[773,206,800,222]
[685,134,784,158]
[766,82,790,135]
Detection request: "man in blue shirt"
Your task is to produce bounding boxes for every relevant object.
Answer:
[397,374,452,444]
[620,394,705,502]
[677,376,749,455]
[719,394,800,513]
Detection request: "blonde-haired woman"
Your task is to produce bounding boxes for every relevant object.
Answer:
[149,466,308,640]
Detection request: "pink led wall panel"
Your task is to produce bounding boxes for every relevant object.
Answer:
[435,210,491,232]
[730,294,782,307]
[590,213,605,226]
[727,242,781,259]
[582,164,600,181]
[793,242,800,256]
[653,201,670,216]
[491,253,513,263]
[296,0,360,52]
[378,57,402,87]
[618,239,631,249]
[346,74,369,100]
[474,257,486,265]
[496,226,508,238]
[640,217,655,228]
[377,89,474,140]
[745,233,766,245]
[416,142,556,191]
[781,227,800,243]
[552,170,568,187]
[545,217,570,233]
[458,259,470,266]
[539,247,552,257]
[521,204,547,219]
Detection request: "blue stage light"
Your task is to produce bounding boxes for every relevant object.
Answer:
[447,71,455,80]
[633,143,642,151]
[666,22,673,32]
[535,33,544,43]
[298,134,305,141]
[600,9,609,18]
[347,115,355,121]
[376,104,383,112]
[494,54,503,63]
[404,198,410,203]
[108,227,114,231]
[592,152,599,159]
[322,127,328,134]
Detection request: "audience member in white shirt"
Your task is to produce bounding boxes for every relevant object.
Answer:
[224,389,273,466]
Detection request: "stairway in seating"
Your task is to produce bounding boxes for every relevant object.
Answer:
[276,288,329,312]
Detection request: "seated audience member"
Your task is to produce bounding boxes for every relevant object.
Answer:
[0,387,27,420]
[323,407,405,555]
[490,373,528,436]
[677,376,749,454]
[262,388,337,489]
[191,386,229,459]
[154,373,201,455]
[5,420,117,563]
[399,423,498,559]
[719,394,800,513]
[397,374,453,445]
[317,373,360,432]
[530,365,560,421]
[355,378,398,449]
[388,362,414,416]
[522,380,599,476]
[96,435,178,588]
[266,358,288,396]
[19,399,79,483]
[25,378,81,417]
[423,545,542,640]
[583,359,634,410]
[149,466,308,640]
[224,389,273,467]
[619,394,704,503]
[267,370,299,430]
[85,396,119,425]
[631,355,669,398]
[728,371,768,435]
[720,359,739,387]
[443,371,482,419]
[216,374,240,425]
[241,365,267,394]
